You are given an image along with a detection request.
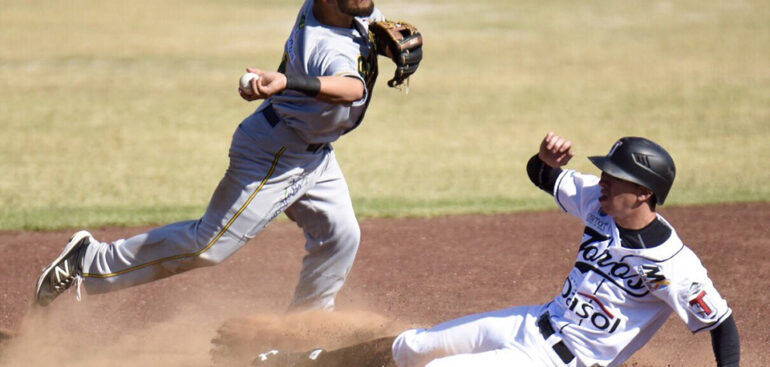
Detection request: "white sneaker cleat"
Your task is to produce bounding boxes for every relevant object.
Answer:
[34,230,93,307]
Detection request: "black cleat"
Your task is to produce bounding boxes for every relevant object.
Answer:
[34,230,92,306]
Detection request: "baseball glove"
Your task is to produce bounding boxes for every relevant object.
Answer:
[369,20,423,88]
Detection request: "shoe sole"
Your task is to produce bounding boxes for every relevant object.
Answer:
[34,230,92,307]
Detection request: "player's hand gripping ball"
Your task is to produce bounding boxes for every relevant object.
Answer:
[239,72,260,95]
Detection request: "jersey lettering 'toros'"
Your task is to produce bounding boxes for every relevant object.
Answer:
[545,170,732,367]
[266,0,383,144]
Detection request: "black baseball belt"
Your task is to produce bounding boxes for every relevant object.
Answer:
[260,104,328,153]
[537,312,576,364]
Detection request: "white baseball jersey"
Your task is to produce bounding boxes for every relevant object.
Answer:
[392,168,734,367]
[266,0,384,144]
[547,169,732,366]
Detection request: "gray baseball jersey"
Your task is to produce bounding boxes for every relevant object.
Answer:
[267,0,383,144]
[77,0,385,311]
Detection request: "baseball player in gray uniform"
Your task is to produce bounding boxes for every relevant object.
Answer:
[253,132,740,367]
[35,0,411,312]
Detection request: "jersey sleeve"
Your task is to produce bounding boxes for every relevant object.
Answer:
[553,169,602,220]
[308,39,368,105]
[307,39,359,77]
[641,251,732,333]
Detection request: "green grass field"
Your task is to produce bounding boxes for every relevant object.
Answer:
[1,0,768,230]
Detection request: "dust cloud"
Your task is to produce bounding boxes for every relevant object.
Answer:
[0,295,405,367]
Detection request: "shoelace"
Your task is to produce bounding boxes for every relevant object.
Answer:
[74,275,84,301]
[51,274,84,301]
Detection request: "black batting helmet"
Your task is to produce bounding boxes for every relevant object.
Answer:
[588,137,676,205]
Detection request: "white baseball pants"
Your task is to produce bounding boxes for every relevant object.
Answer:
[392,305,578,367]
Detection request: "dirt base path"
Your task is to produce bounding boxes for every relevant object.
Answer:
[1,203,767,366]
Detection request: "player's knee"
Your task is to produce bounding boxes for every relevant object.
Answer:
[191,238,230,266]
[324,216,360,253]
[192,223,246,266]
[337,219,360,250]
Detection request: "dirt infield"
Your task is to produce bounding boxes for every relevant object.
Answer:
[0,202,767,366]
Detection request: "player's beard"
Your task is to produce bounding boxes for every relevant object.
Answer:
[337,0,374,17]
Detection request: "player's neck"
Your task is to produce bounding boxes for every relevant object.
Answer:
[613,207,657,230]
[313,3,355,28]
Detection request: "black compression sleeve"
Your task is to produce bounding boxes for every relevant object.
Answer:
[285,74,321,97]
[710,314,740,367]
[526,154,562,195]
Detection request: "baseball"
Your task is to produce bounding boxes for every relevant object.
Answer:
[239,72,260,95]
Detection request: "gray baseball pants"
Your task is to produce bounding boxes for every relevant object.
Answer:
[80,110,361,310]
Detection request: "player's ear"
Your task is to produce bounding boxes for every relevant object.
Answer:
[637,186,655,206]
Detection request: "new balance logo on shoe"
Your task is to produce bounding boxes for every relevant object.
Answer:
[54,260,73,283]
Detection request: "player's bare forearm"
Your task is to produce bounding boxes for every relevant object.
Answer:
[316,75,365,104]
[538,131,574,168]
[240,67,363,104]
